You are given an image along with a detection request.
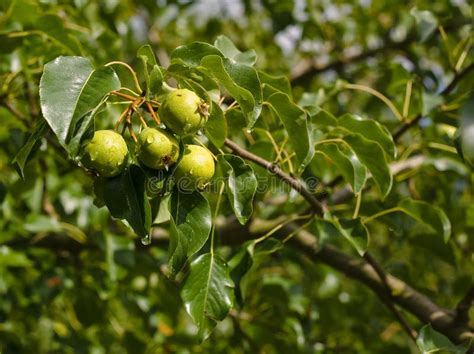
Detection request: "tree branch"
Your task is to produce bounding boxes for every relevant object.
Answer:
[224,138,327,216]
[363,253,418,342]
[440,63,474,96]
[392,62,474,142]
[455,285,474,325]
[291,36,413,85]
[223,139,452,342]
[290,228,473,344]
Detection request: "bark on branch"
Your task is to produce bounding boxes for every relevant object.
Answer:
[224,138,473,344]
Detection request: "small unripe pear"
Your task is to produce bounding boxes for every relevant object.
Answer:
[82,130,128,177]
[174,145,215,191]
[137,127,180,170]
[159,89,208,136]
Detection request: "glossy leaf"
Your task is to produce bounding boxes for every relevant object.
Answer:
[214,35,257,65]
[181,253,234,340]
[455,94,474,167]
[137,44,158,67]
[39,56,120,146]
[416,324,470,354]
[218,154,258,224]
[315,143,366,194]
[103,165,151,239]
[258,71,292,97]
[149,65,163,96]
[201,55,262,130]
[12,120,48,178]
[267,92,314,171]
[309,106,338,128]
[343,134,393,199]
[168,190,212,276]
[137,45,163,97]
[205,101,227,148]
[338,114,396,159]
[171,42,223,67]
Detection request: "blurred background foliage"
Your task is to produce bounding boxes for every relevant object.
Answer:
[0,0,473,353]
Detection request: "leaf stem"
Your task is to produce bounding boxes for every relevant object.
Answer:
[254,214,313,244]
[402,80,412,119]
[352,192,362,219]
[105,61,143,93]
[427,142,457,154]
[282,217,314,243]
[265,131,283,162]
[344,83,404,122]
[110,91,137,101]
[363,207,400,224]
[145,101,161,125]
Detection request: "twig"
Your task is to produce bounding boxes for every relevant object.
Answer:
[1,98,30,125]
[225,137,422,343]
[224,138,327,216]
[145,101,161,125]
[455,285,474,324]
[291,36,414,85]
[364,253,418,342]
[393,62,474,142]
[441,63,474,96]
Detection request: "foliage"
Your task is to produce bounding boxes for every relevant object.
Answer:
[0,1,473,353]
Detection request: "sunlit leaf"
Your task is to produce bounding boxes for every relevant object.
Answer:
[181,253,234,340]
[218,154,258,224]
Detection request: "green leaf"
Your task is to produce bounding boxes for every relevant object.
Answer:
[309,106,338,128]
[267,92,314,171]
[168,190,212,276]
[39,56,120,146]
[137,45,163,97]
[171,42,223,67]
[343,134,393,199]
[0,246,32,268]
[455,94,474,167]
[229,239,283,305]
[214,35,257,65]
[36,14,82,54]
[338,114,396,159]
[12,120,48,178]
[410,8,438,43]
[181,253,234,340]
[103,165,151,239]
[67,98,108,158]
[416,324,471,354]
[315,143,366,194]
[201,55,262,130]
[137,44,158,67]
[397,199,451,242]
[218,154,258,224]
[334,217,369,256]
[258,71,292,97]
[205,101,227,148]
[149,65,163,96]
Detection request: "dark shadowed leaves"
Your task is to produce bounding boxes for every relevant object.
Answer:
[218,154,257,224]
[103,165,151,239]
[168,190,212,277]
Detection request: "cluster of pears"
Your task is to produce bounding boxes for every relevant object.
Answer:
[81,89,215,191]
